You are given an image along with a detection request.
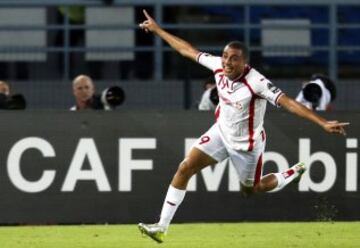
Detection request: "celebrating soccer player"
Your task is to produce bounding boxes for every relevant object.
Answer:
[138,9,349,243]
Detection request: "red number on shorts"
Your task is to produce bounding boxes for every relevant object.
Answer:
[199,136,210,145]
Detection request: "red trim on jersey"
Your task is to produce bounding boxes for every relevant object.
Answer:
[242,78,256,151]
[242,76,254,95]
[231,65,251,86]
[214,68,224,75]
[254,154,263,186]
[247,96,256,151]
[215,105,220,121]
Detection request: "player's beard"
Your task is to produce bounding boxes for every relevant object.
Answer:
[224,68,240,80]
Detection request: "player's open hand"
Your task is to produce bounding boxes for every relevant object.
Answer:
[323,120,350,136]
[139,9,159,33]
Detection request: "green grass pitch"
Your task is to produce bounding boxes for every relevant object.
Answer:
[1,222,359,248]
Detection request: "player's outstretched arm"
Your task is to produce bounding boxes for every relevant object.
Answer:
[278,94,350,135]
[139,9,199,62]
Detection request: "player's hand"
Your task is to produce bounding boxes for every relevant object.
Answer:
[139,9,159,33]
[322,120,350,136]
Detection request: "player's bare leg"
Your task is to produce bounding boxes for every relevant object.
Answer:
[171,147,218,189]
[138,148,217,243]
[241,162,306,197]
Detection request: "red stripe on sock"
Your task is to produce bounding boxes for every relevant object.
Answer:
[282,169,295,179]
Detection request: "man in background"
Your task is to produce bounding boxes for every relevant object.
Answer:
[71,74,125,111]
[296,74,336,111]
[0,81,10,96]
[198,76,218,111]
[71,74,96,110]
[0,80,26,109]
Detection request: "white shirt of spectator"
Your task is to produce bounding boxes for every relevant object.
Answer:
[69,104,112,111]
[196,52,284,151]
[198,87,216,111]
[295,78,331,111]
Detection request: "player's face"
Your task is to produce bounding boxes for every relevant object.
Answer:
[221,46,247,80]
[73,79,94,102]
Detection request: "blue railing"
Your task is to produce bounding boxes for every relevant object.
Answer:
[0,0,358,82]
[0,0,358,110]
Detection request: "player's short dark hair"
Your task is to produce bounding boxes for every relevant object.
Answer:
[225,41,249,62]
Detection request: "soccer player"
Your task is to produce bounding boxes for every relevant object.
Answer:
[138,10,349,243]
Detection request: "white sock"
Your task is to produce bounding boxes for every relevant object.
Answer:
[158,185,186,229]
[274,167,300,190]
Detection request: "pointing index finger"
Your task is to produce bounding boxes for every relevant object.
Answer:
[337,122,350,126]
[143,9,151,20]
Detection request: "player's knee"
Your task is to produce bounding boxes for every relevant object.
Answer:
[240,185,256,198]
[252,182,266,193]
[177,159,197,179]
[241,181,266,197]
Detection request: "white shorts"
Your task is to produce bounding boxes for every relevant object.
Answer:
[193,123,266,187]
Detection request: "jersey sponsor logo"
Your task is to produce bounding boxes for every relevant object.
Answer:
[227,82,244,94]
[218,74,229,90]
[233,101,243,110]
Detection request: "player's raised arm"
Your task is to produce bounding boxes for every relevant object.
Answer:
[277,94,350,135]
[139,9,200,62]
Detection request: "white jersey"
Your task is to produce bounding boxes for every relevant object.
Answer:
[196,52,284,151]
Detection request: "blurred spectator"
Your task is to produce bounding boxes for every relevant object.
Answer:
[296,74,336,111]
[198,76,218,111]
[0,80,10,96]
[58,6,85,24]
[70,74,125,111]
[71,74,95,110]
[0,80,26,110]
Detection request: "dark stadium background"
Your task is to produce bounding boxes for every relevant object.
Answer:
[0,0,358,225]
